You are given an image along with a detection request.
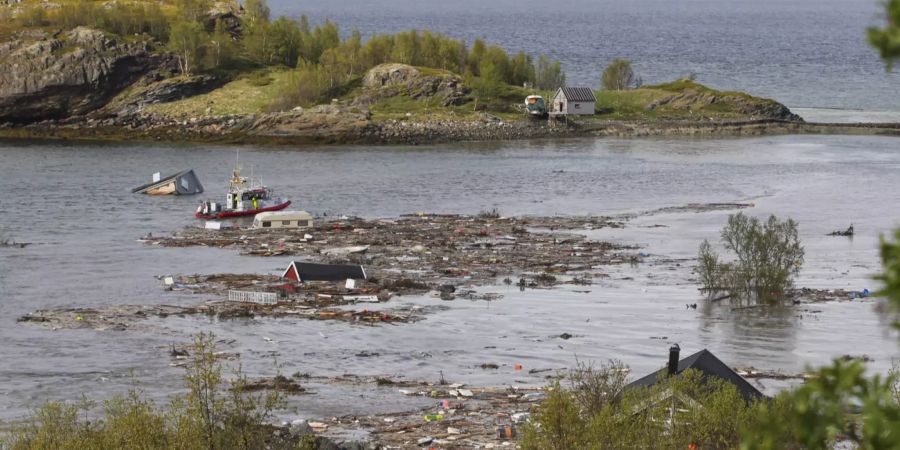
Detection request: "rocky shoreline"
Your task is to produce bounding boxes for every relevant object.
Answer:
[3,111,900,147]
[2,25,897,146]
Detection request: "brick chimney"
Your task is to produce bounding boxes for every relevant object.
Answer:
[667,344,680,376]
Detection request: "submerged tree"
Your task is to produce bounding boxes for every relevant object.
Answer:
[697,213,804,304]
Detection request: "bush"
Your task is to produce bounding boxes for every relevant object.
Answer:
[742,359,900,449]
[697,213,804,304]
[16,5,47,27]
[522,369,765,450]
[567,358,628,416]
[2,332,289,450]
[601,58,639,90]
[55,0,169,41]
[879,229,900,327]
[268,63,330,111]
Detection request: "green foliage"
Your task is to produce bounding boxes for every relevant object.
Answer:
[534,55,566,90]
[868,0,900,70]
[567,358,628,416]
[269,17,303,67]
[51,0,170,41]
[2,332,288,450]
[168,20,207,75]
[243,0,271,26]
[878,229,900,327]
[269,63,331,110]
[522,369,764,450]
[520,382,587,450]
[697,213,804,304]
[742,360,900,449]
[174,0,211,23]
[601,58,638,90]
[16,5,47,27]
[208,19,238,69]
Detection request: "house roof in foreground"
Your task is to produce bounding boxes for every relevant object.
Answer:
[626,349,765,401]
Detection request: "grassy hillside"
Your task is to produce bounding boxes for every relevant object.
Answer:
[593,79,792,121]
[143,70,295,117]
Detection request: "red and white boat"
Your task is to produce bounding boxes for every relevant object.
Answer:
[195,165,290,220]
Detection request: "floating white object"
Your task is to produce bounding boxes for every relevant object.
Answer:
[152,172,161,182]
[345,278,356,289]
[163,276,174,286]
[205,221,222,230]
[227,290,277,305]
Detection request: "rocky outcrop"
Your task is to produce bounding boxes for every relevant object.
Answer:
[645,87,802,122]
[248,104,377,141]
[102,74,225,117]
[357,63,469,107]
[0,27,160,123]
[205,1,243,35]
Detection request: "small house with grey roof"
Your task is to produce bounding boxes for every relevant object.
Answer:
[550,87,596,116]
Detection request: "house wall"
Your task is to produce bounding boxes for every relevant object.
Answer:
[551,91,566,114]
[567,101,595,115]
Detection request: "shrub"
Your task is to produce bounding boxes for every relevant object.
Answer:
[742,359,900,449]
[697,213,804,304]
[567,358,628,416]
[16,5,47,27]
[520,382,587,450]
[522,369,765,450]
[601,58,638,90]
[2,332,288,450]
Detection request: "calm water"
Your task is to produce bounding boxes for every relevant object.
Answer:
[1,135,899,421]
[275,0,900,112]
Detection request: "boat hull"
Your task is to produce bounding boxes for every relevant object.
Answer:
[195,200,292,220]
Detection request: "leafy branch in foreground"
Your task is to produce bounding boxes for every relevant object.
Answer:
[868,0,900,70]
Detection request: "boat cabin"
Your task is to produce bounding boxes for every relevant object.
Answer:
[253,211,313,229]
[226,188,272,211]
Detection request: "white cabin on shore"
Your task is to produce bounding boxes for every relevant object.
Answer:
[549,87,596,116]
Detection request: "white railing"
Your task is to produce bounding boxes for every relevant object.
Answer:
[227,290,278,305]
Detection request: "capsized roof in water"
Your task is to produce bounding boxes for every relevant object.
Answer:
[132,169,204,195]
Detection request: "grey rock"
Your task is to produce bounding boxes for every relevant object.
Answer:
[0,27,159,123]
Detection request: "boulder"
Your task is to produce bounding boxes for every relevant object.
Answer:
[0,27,160,123]
[359,63,469,107]
[204,1,243,35]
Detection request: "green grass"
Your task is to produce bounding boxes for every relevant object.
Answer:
[144,69,294,117]
[590,79,783,121]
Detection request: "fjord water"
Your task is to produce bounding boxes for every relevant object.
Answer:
[278,0,899,112]
[1,135,899,420]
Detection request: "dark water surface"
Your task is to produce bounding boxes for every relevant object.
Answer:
[272,0,899,112]
[1,135,899,420]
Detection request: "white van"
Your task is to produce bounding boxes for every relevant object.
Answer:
[252,211,314,229]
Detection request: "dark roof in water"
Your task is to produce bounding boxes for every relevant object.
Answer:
[286,261,366,282]
[559,87,596,102]
[626,349,764,402]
